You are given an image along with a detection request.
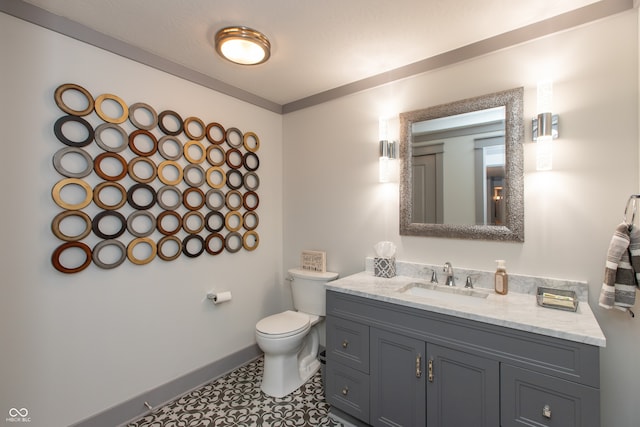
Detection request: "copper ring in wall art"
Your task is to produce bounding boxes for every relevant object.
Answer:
[184,116,206,140]
[93,181,127,210]
[183,187,205,211]
[157,211,183,236]
[128,157,158,184]
[94,123,129,152]
[52,178,93,210]
[243,230,259,251]
[157,235,182,261]
[157,160,183,185]
[226,169,244,190]
[92,239,127,269]
[243,171,260,191]
[205,211,225,233]
[157,136,184,161]
[242,191,260,211]
[183,140,206,164]
[54,83,95,116]
[225,127,243,148]
[52,146,93,178]
[157,186,183,210]
[128,102,158,130]
[243,152,260,171]
[225,148,244,170]
[128,129,158,157]
[225,231,243,253]
[127,237,157,265]
[52,241,92,274]
[95,93,129,124]
[205,189,225,211]
[225,210,244,232]
[54,115,95,147]
[183,164,206,187]
[92,210,127,240]
[206,144,226,166]
[126,210,157,238]
[243,211,259,231]
[205,233,225,255]
[51,210,92,242]
[182,234,205,258]
[94,152,128,181]
[243,131,260,152]
[225,190,243,211]
[158,110,184,136]
[205,166,226,189]
[127,183,157,210]
[205,122,226,145]
[183,211,205,234]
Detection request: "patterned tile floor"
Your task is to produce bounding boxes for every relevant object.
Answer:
[128,357,343,427]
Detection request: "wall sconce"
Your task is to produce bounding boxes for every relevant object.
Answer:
[378,117,397,183]
[532,80,559,171]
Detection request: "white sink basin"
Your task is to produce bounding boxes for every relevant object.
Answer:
[398,282,490,304]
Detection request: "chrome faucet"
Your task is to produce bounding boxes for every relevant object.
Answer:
[443,262,455,286]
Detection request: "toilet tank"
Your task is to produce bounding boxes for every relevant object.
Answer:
[289,268,339,316]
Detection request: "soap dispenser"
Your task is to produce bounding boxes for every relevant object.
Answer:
[494,260,508,295]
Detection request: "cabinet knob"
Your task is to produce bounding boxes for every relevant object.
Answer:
[542,404,552,419]
[342,386,349,396]
[342,340,349,349]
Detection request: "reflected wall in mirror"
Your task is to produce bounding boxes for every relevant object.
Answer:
[399,87,524,241]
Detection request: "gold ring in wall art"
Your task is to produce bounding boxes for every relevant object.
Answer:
[243,131,260,152]
[51,210,92,242]
[52,241,92,274]
[93,181,127,210]
[127,237,157,265]
[184,116,206,140]
[157,160,183,186]
[243,230,259,251]
[183,140,206,164]
[52,178,93,210]
[206,166,227,189]
[225,210,244,232]
[95,93,129,124]
[54,83,95,116]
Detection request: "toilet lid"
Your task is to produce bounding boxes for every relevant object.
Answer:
[256,310,310,336]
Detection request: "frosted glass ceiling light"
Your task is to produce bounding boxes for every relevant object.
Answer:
[215,26,270,65]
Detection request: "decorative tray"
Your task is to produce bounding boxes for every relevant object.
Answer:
[536,287,579,312]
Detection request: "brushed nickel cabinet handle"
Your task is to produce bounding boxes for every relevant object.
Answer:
[428,359,434,383]
[416,354,422,378]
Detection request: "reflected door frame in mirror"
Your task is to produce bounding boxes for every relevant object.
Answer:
[399,87,524,241]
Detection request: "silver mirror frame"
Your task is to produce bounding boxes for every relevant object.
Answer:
[399,87,524,241]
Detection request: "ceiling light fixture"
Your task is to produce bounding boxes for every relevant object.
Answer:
[215,26,270,66]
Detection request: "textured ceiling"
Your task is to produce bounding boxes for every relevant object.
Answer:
[17,0,608,108]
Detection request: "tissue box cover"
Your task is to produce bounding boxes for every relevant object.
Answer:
[374,257,396,278]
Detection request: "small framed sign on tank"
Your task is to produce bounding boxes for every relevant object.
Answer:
[301,250,326,272]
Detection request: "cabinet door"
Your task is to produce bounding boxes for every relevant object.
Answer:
[426,344,499,427]
[370,328,426,427]
[501,364,600,427]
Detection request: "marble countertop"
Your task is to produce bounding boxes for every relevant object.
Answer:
[326,271,606,347]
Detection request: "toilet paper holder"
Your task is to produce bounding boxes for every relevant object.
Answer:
[207,291,232,304]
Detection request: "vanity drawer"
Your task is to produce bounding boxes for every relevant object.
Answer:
[326,315,369,373]
[325,362,370,424]
[501,364,600,427]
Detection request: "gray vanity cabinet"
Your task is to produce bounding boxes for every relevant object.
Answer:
[325,290,601,427]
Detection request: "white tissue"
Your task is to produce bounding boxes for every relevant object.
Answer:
[374,241,396,258]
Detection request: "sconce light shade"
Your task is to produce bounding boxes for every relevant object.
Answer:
[533,80,558,171]
[215,26,271,65]
[378,117,397,183]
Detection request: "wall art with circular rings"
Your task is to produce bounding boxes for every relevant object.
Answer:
[50,83,261,273]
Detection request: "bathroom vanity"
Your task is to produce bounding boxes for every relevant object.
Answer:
[324,262,606,427]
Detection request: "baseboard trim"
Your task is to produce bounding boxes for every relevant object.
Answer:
[70,344,262,427]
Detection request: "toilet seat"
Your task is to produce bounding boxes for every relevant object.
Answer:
[256,310,310,338]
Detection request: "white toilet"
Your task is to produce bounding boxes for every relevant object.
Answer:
[255,268,338,398]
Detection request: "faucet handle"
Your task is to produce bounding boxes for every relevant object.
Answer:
[465,276,473,289]
[430,269,438,284]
